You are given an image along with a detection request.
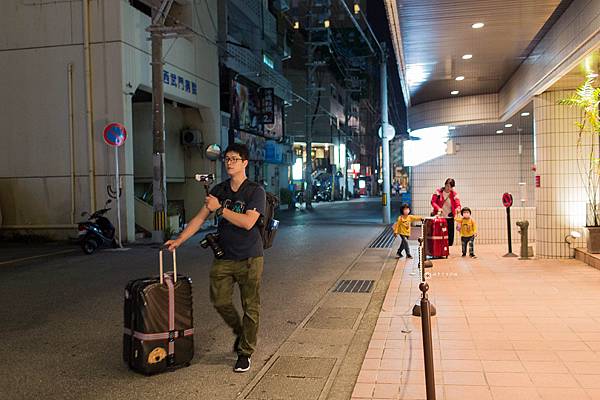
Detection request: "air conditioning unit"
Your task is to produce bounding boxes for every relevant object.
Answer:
[181,129,203,146]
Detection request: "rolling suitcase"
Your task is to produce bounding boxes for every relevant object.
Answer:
[425,217,449,258]
[123,248,194,375]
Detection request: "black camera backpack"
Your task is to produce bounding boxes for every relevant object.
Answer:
[260,191,279,249]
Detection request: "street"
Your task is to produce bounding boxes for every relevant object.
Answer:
[0,198,399,400]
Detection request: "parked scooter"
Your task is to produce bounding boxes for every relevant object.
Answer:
[78,199,118,254]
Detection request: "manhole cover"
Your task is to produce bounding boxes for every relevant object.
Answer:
[333,279,374,293]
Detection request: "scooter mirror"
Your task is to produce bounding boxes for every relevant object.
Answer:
[106,199,112,205]
[81,211,88,217]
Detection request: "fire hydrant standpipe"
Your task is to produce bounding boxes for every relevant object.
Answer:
[516,220,530,260]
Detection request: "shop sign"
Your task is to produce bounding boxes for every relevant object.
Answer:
[264,140,283,163]
[163,69,197,95]
[260,88,275,124]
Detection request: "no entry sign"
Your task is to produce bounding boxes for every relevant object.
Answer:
[502,192,513,208]
[103,123,127,147]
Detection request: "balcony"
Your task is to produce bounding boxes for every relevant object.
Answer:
[224,41,292,104]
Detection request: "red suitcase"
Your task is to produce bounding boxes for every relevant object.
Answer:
[425,217,449,258]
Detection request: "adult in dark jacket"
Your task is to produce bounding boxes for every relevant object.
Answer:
[431,178,462,246]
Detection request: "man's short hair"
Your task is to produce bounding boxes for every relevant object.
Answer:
[224,143,250,161]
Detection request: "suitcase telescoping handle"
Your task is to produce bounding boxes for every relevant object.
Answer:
[158,246,177,284]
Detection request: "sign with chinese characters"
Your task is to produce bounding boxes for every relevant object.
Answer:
[260,87,275,124]
[264,101,283,141]
[163,69,197,95]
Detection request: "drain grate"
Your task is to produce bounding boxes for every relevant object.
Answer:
[369,225,395,248]
[333,279,375,293]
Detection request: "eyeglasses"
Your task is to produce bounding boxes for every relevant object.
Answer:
[224,157,244,164]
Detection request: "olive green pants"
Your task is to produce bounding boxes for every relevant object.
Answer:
[210,257,263,357]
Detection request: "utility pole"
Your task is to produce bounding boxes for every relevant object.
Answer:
[147,0,187,242]
[305,24,314,210]
[379,43,393,224]
[303,0,331,210]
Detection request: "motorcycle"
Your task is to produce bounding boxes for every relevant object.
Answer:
[78,199,118,254]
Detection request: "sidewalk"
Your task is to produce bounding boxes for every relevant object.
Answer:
[352,244,600,400]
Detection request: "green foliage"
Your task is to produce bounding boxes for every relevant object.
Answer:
[559,76,600,226]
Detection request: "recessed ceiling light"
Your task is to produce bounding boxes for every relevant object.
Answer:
[472,22,485,29]
[451,90,459,95]
[496,129,504,134]
[462,54,473,60]
[505,123,513,128]
[521,112,530,117]
[455,76,465,81]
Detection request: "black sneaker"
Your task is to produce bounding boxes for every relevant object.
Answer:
[470,254,477,258]
[234,355,251,372]
[407,255,413,259]
[395,253,403,259]
[461,253,466,257]
[233,336,240,353]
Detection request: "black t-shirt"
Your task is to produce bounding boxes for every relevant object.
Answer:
[209,179,266,260]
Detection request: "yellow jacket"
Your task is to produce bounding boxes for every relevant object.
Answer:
[455,215,477,237]
[393,215,421,237]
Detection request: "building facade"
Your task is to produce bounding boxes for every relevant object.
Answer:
[0,0,221,241]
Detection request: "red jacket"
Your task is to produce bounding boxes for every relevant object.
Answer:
[431,188,461,217]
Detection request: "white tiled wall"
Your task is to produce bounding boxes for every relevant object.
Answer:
[534,90,590,258]
[411,133,536,246]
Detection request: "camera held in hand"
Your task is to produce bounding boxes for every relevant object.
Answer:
[195,173,215,196]
[200,233,224,259]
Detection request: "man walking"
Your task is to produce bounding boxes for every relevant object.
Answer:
[165,143,266,373]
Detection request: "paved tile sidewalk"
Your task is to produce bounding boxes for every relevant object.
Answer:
[352,244,600,400]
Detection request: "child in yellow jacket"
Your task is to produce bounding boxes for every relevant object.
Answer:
[455,207,477,258]
[393,203,422,259]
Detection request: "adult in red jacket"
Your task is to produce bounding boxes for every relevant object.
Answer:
[431,178,462,246]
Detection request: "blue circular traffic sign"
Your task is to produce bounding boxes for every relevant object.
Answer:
[103,123,127,147]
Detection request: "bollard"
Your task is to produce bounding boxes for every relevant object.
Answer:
[413,222,436,317]
[420,281,436,400]
[414,220,437,400]
[516,220,530,260]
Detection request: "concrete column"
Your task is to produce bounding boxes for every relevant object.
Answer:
[534,89,590,258]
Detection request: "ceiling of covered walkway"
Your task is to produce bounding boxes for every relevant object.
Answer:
[385,0,574,106]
